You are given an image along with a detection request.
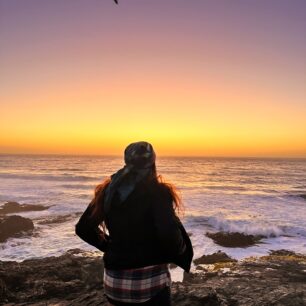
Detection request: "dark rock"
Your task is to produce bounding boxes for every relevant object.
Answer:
[1,249,305,305]
[172,283,222,306]
[37,215,71,225]
[0,215,34,242]
[269,249,298,257]
[299,194,306,200]
[0,249,104,304]
[194,251,237,265]
[183,251,306,305]
[0,201,50,215]
[183,269,219,283]
[34,212,82,225]
[206,231,263,247]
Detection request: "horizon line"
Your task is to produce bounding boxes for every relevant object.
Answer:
[0,152,305,160]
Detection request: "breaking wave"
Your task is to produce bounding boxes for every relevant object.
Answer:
[206,215,284,237]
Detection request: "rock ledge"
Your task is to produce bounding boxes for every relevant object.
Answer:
[0,249,305,305]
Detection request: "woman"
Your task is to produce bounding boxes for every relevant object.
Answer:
[75,141,193,305]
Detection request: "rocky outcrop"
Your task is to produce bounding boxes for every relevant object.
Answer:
[206,231,263,247]
[194,251,237,265]
[0,249,305,305]
[184,249,306,306]
[0,201,50,215]
[0,248,105,305]
[36,212,82,225]
[0,215,34,242]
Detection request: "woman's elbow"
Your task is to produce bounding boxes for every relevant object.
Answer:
[75,221,85,238]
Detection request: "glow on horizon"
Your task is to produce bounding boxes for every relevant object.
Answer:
[0,1,305,158]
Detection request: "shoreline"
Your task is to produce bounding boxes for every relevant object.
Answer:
[1,201,306,264]
[1,248,305,305]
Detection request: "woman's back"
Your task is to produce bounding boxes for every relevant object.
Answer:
[103,181,179,269]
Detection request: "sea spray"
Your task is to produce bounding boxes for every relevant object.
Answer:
[207,214,284,237]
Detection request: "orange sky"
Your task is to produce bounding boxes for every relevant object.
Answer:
[1,1,305,157]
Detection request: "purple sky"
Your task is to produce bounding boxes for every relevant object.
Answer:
[0,0,305,156]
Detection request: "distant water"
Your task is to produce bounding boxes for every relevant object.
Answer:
[1,154,306,264]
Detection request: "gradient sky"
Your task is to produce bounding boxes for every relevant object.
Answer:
[0,0,305,157]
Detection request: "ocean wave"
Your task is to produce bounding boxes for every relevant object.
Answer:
[184,215,210,226]
[61,184,91,190]
[292,185,306,189]
[57,168,84,171]
[204,185,247,191]
[206,215,285,237]
[0,173,97,182]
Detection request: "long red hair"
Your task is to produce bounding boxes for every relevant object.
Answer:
[88,164,184,226]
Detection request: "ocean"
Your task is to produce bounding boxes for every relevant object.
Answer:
[1,154,306,266]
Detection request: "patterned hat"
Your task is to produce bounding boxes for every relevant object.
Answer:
[124,141,156,169]
[103,141,156,213]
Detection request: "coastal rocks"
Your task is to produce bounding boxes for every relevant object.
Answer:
[0,215,34,242]
[269,249,301,257]
[184,252,237,282]
[171,283,222,306]
[194,251,237,265]
[206,231,263,247]
[0,249,306,305]
[0,201,50,215]
[183,251,306,306]
[36,214,71,225]
[0,248,104,304]
[1,249,306,305]
[36,212,82,225]
[0,201,54,243]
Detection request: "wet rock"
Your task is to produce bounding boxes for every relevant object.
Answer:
[37,214,75,225]
[0,201,50,215]
[206,231,263,247]
[0,215,34,242]
[37,214,71,225]
[194,251,237,265]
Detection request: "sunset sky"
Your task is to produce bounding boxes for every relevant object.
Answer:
[0,0,305,157]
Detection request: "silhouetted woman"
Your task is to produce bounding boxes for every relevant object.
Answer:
[75,141,193,306]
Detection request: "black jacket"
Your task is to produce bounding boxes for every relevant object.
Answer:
[75,181,193,272]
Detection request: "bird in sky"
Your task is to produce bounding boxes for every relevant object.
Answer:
[114,0,118,4]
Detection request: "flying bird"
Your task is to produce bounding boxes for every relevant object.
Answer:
[114,0,118,4]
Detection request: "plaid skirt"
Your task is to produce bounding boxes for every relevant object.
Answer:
[103,264,171,303]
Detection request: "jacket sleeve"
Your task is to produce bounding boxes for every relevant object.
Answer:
[152,189,186,258]
[75,199,110,252]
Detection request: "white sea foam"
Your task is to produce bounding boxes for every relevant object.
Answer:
[206,215,285,237]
